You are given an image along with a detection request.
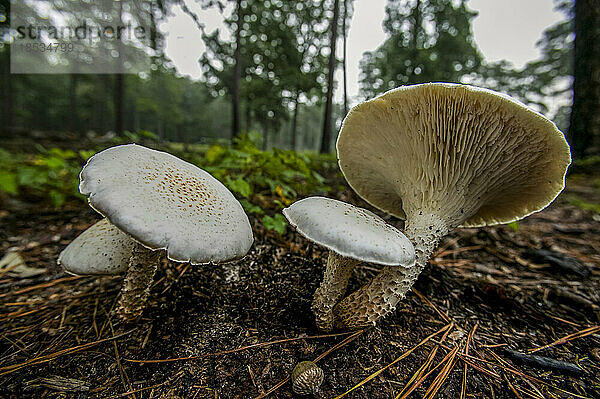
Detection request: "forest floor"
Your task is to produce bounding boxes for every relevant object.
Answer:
[0,157,599,398]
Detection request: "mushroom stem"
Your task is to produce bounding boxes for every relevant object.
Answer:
[312,252,359,331]
[333,214,449,329]
[116,243,161,321]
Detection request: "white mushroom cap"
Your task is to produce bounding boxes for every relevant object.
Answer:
[282,197,415,266]
[337,83,572,228]
[58,219,135,275]
[79,144,253,264]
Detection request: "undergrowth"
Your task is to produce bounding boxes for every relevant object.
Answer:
[0,132,336,233]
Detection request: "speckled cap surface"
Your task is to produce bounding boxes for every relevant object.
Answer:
[58,218,134,275]
[283,197,414,266]
[337,83,571,227]
[79,144,253,264]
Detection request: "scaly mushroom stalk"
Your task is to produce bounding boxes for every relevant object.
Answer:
[282,197,415,332]
[72,144,253,322]
[312,252,359,331]
[333,213,449,330]
[116,243,161,320]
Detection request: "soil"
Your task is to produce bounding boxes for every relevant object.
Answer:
[1,176,599,398]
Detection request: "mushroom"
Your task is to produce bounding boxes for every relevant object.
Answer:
[75,144,253,320]
[282,197,415,331]
[291,361,324,396]
[334,83,571,329]
[58,218,135,275]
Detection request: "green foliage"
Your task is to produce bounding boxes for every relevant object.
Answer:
[195,133,332,207]
[564,194,600,214]
[171,133,334,230]
[360,0,482,99]
[0,148,85,207]
[572,155,600,168]
[473,0,573,116]
[262,214,288,234]
[507,221,519,232]
[0,138,336,234]
[200,0,329,137]
[112,130,160,145]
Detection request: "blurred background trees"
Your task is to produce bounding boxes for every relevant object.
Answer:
[0,0,597,157]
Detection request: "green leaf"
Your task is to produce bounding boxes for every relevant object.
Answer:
[17,167,49,187]
[226,176,252,198]
[507,221,519,232]
[79,150,96,161]
[49,148,76,159]
[262,214,287,235]
[43,156,66,170]
[205,145,227,164]
[240,199,264,215]
[0,171,18,194]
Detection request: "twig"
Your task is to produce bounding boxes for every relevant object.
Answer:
[528,325,600,353]
[503,348,584,375]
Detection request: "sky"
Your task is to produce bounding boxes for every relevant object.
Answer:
[162,0,565,104]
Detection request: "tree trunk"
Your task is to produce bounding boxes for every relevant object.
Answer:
[232,0,242,141]
[568,0,600,158]
[319,0,340,154]
[114,1,125,136]
[114,74,125,136]
[408,0,421,84]
[68,74,78,133]
[1,46,12,137]
[262,123,268,151]
[245,100,251,133]
[291,90,300,150]
[342,0,348,116]
[97,76,109,132]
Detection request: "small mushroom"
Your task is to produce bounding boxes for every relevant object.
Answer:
[283,197,414,331]
[58,218,134,275]
[334,83,571,329]
[292,361,324,396]
[70,144,253,320]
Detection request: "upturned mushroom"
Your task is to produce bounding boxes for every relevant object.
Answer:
[334,83,571,329]
[282,197,415,331]
[70,144,253,320]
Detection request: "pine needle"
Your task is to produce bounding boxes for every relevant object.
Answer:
[460,322,478,399]
[412,289,451,323]
[333,323,453,399]
[0,330,132,376]
[528,325,600,353]
[422,346,460,399]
